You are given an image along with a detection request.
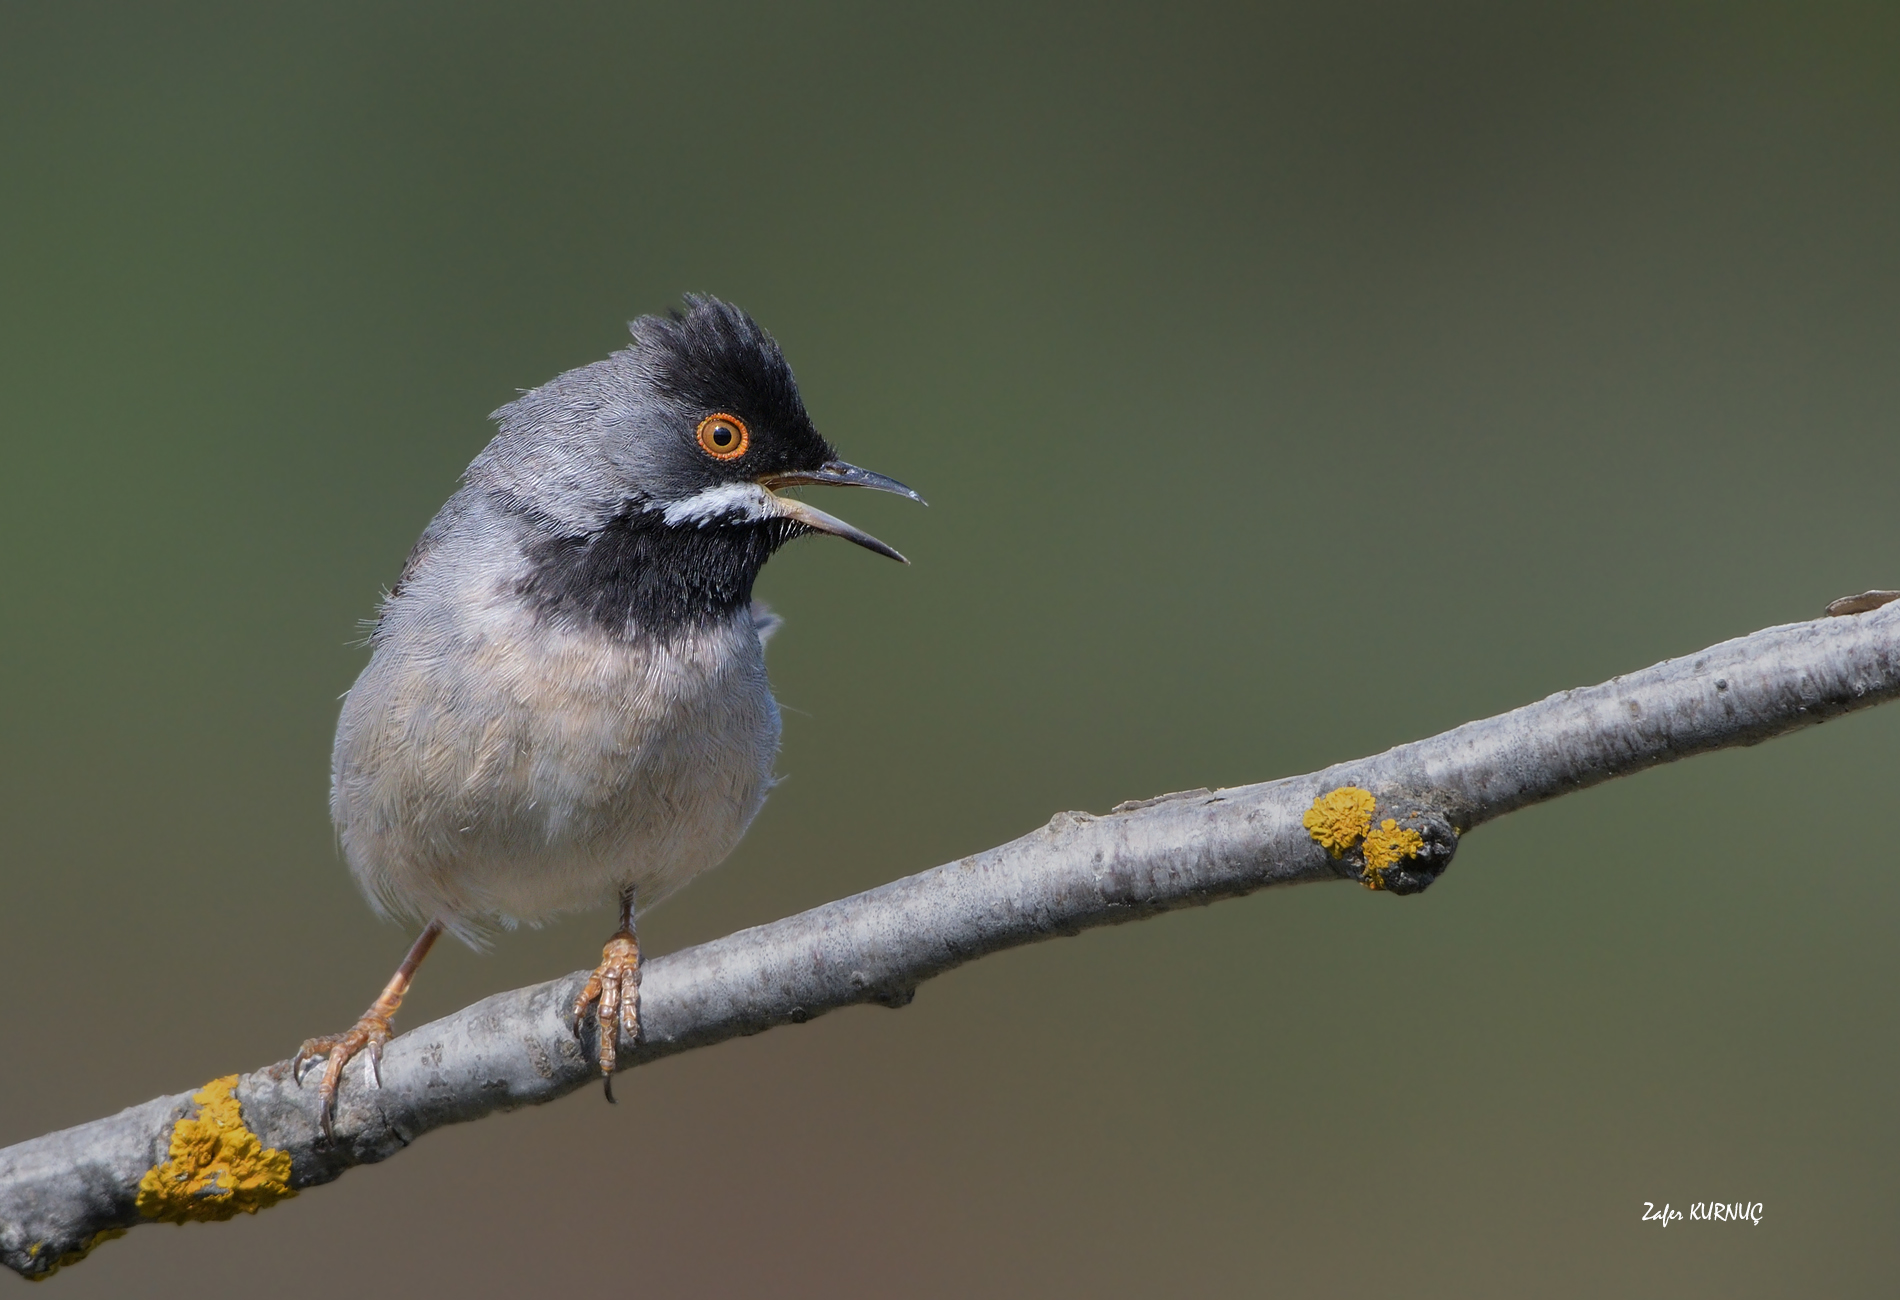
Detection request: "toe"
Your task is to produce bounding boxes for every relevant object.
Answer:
[570,973,604,1036]
[317,1049,350,1135]
[597,976,621,1075]
[618,971,641,1043]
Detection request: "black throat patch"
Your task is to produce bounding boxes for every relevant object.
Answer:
[516,509,801,640]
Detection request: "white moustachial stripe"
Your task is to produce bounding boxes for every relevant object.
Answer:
[656,481,776,527]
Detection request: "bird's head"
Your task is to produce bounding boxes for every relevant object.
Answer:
[476,295,921,558]
[468,296,921,635]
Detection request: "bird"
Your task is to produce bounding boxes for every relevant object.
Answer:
[292,296,922,1132]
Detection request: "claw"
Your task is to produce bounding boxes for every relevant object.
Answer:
[292,1040,331,1088]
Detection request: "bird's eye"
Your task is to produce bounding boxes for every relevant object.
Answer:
[695,412,750,461]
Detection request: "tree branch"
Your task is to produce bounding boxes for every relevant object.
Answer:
[5,602,1898,1278]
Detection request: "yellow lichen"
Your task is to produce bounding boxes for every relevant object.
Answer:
[1360,817,1426,890]
[135,1076,295,1224]
[1302,786,1377,856]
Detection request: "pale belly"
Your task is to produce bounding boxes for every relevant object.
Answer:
[330,604,780,938]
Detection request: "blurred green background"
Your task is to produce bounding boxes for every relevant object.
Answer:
[3,3,1897,1295]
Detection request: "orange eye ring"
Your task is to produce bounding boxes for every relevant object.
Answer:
[695,412,750,460]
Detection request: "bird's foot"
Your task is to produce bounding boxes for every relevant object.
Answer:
[572,929,641,1100]
[294,1012,393,1139]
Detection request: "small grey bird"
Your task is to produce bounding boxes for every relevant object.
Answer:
[294,297,921,1130]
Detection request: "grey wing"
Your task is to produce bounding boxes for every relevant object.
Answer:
[371,487,479,645]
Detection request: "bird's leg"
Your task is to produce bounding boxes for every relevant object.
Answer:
[572,886,641,1101]
[294,919,444,1138]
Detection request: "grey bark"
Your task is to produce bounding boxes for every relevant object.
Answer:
[5,601,1897,1278]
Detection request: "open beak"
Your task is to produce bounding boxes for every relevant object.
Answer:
[759,460,925,563]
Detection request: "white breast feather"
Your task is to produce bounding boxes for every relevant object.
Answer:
[330,581,782,940]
